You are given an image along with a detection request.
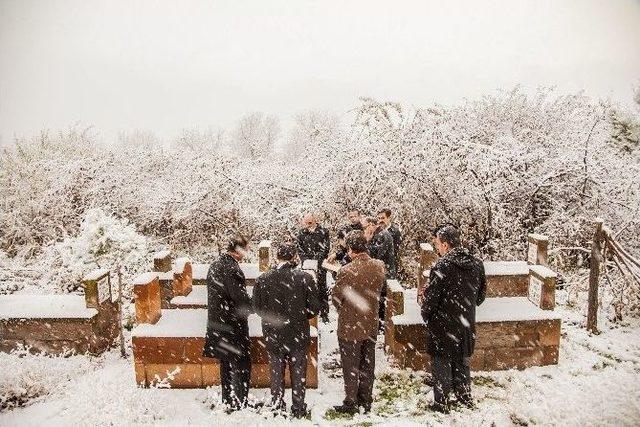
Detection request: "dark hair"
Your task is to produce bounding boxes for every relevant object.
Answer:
[346,231,368,254]
[337,229,347,240]
[348,208,361,215]
[363,216,378,226]
[226,234,249,252]
[378,208,392,218]
[276,243,297,261]
[433,224,461,248]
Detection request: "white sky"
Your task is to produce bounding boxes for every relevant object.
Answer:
[1,0,639,142]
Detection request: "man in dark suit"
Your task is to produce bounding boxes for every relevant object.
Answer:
[297,213,331,323]
[253,243,320,418]
[377,208,403,274]
[420,224,486,413]
[363,216,395,328]
[203,234,253,412]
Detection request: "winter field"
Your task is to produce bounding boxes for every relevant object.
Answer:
[1,88,640,425]
[0,290,639,426]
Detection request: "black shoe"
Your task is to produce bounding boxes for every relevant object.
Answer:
[422,374,434,387]
[360,404,371,414]
[269,400,286,413]
[292,409,311,419]
[332,404,359,415]
[428,402,450,414]
[455,398,476,410]
[247,401,265,411]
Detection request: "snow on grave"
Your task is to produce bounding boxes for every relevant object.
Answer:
[386,237,561,371]
[131,255,318,389]
[131,310,319,388]
[0,270,120,355]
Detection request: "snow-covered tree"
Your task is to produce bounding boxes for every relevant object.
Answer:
[230,112,280,159]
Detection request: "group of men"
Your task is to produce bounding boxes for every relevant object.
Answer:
[202,213,486,417]
[297,209,402,324]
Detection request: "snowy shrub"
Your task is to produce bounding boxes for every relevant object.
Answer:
[1,87,638,314]
[41,208,150,294]
[0,346,95,412]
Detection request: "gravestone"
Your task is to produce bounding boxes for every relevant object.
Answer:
[386,234,561,371]
[0,269,119,355]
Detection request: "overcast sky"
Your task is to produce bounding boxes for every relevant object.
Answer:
[1,0,639,143]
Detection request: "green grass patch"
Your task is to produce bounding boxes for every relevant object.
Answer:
[472,375,504,388]
[323,408,356,421]
[375,372,427,416]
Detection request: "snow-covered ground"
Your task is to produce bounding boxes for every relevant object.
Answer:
[1,290,639,427]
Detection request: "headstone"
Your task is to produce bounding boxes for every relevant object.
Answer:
[258,240,272,272]
[154,250,172,273]
[417,242,438,297]
[133,273,161,324]
[527,234,549,266]
[82,269,111,309]
[528,265,557,310]
[173,258,193,297]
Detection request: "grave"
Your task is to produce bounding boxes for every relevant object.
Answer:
[131,241,319,388]
[386,235,561,371]
[0,270,120,355]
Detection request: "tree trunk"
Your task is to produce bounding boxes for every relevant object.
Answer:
[586,219,604,333]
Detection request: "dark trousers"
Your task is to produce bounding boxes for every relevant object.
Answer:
[220,355,251,409]
[378,284,388,327]
[317,267,329,318]
[338,338,376,408]
[268,347,307,414]
[432,352,471,407]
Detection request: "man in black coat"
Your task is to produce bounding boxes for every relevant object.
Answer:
[297,213,331,323]
[377,208,403,274]
[363,216,395,327]
[340,209,364,236]
[253,243,320,418]
[363,216,396,279]
[203,234,253,411]
[420,224,486,413]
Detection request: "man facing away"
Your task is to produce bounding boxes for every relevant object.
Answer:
[377,208,403,275]
[252,243,320,418]
[363,216,395,328]
[203,234,253,412]
[420,224,486,413]
[297,213,331,323]
[363,216,396,280]
[331,231,386,415]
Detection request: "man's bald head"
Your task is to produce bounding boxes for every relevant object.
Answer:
[302,213,317,230]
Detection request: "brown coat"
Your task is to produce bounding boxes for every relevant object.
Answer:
[332,253,386,341]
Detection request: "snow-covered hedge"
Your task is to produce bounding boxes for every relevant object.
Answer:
[0,347,95,412]
[40,208,150,294]
[1,87,639,313]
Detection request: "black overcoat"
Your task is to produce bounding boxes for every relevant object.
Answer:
[252,262,320,354]
[203,253,253,361]
[420,247,486,357]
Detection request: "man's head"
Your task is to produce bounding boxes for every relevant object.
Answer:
[276,243,297,263]
[432,224,461,256]
[347,209,361,225]
[362,216,379,232]
[346,231,368,258]
[377,208,392,227]
[302,213,317,230]
[226,234,250,261]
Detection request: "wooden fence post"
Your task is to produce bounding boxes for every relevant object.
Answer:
[117,264,126,358]
[587,219,604,333]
